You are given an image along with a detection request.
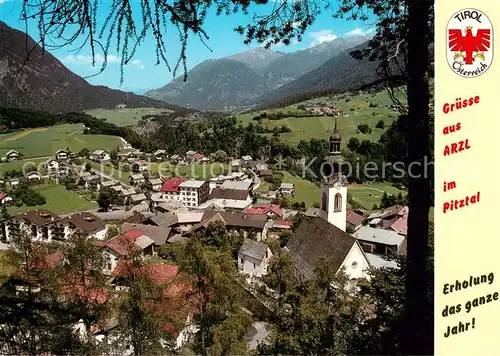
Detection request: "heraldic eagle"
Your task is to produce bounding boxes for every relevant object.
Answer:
[448,26,491,65]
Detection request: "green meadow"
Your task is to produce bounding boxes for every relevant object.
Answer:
[0,124,123,158]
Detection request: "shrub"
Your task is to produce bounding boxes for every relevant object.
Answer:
[375,120,385,129]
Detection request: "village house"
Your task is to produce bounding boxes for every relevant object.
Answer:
[238,239,273,278]
[4,150,22,162]
[97,230,155,274]
[149,178,163,191]
[118,151,133,161]
[267,219,293,238]
[220,179,252,191]
[24,171,41,181]
[130,173,146,185]
[120,222,174,248]
[199,187,253,210]
[55,149,69,161]
[128,193,148,205]
[101,180,117,189]
[353,225,406,257]
[178,179,210,208]
[278,183,295,196]
[346,209,365,232]
[0,192,12,205]
[160,177,186,202]
[153,149,167,161]
[121,188,137,198]
[45,158,59,176]
[243,203,283,219]
[241,155,253,163]
[185,150,198,161]
[55,212,108,240]
[8,178,20,187]
[81,174,101,189]
[132,160,149,173]
[170,154,180,162]
[7,209,61,242]
[91,150,111,162]
[190,210,269,241]
[367,205,408,236]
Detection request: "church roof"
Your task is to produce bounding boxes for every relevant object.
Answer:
[330,117,341,141]
[285,215,357,280]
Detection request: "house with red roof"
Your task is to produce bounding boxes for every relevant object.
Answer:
[346,209,366,232]
[0,192,12,205]
[161,176,186,197]
[96,230,155,274]
[243,203,283,218]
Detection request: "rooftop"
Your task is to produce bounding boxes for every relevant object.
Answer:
[15,209,60,226]
[161,177,186,192]
[179,180,206,189]
[353,226,405,248]
[210,188,249,201]
[221,180,252,191]
[239,239,269,261]
[64,212,105,233]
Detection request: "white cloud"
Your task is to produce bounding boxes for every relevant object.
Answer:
[263,38,299,48]
[62,53,144,69]
[308,29,338,47]
[0,0,7,4]
[343,27,375,37]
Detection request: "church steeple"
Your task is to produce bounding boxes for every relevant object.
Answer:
[319,116,348,231]
[329,117,342,154]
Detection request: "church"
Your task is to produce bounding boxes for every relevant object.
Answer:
[284,118,371,284]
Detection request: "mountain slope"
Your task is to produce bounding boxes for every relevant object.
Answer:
[0,21,187,114]
[225,47,285,71]
[145,59,266,111]
[256,42,384,106]
[259,36,371,89]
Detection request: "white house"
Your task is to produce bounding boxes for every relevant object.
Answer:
[45,158,59,176]
[63,212,108,240]
[0,192,12,205]
[55,149,69,161]
[92,150,111,162]
[8,209,61,242]
[278,183,294,195]
[4,150,22,161]
[149,178,163,191]
[130,174,145,185]
[238,239,273,278]
[24,171,41,181]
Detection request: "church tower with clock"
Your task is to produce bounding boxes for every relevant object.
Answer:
[318,117,348,231]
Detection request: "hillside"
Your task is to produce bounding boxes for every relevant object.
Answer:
[236,89,402,146]
[258,36,370,90]
[145,59,267,112]
[145,36,370,112]
[225,47,285,71]
[257,43,384,107]
[0,21,188,114]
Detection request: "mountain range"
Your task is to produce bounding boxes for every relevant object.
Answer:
[0,21,384,115]
[0,21,189,114]
[145,35,379,112]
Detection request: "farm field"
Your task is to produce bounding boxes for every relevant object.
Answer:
[7,184,97,216]
[0,158,48,177]
[0,124,123,158]
[237,90,400,145]
[85,107,173,126]
[348,182,406,211]
[86,161,132,184]
[261,171,409,213]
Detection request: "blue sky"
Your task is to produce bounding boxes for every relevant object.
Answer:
[0,0,375,93]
